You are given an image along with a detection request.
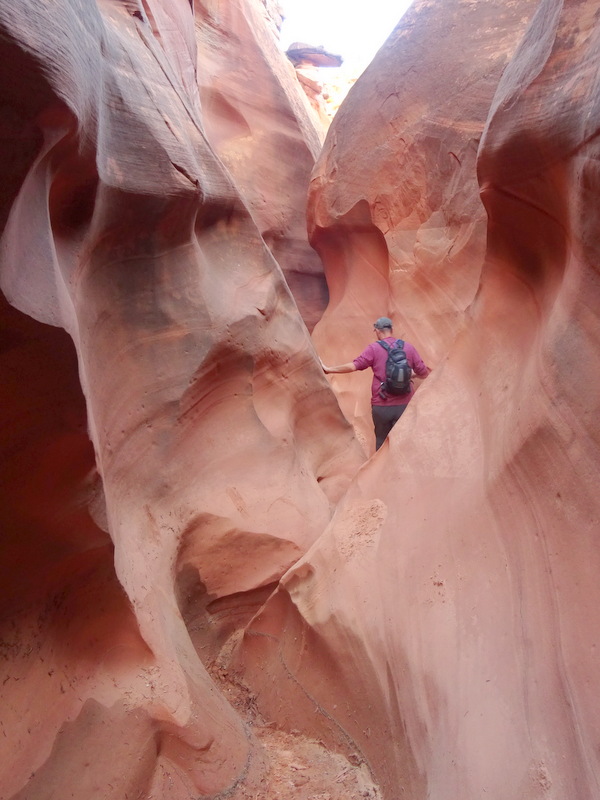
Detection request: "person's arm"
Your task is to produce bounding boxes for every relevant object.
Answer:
[406,344,431,378]
[321,359,357,375]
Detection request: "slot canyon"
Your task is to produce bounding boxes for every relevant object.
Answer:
[0,0,599,798]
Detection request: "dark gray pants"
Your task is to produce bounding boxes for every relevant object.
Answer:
[372,404,408,450]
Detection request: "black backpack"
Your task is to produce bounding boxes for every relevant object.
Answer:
[377,339,412,396]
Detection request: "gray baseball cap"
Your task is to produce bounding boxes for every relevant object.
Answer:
[373,317,393,329]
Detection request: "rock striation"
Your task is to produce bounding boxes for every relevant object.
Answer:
[3,0,600,798]
[238,0,600,798]
[0,0,363,797]
[196,0,329,331]
[309,0,540,451]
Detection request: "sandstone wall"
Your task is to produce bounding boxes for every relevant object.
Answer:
[310,0,539,452]
[3,0,600,798]
[0,1,363,797]
[238,0,600,798]
[195,0,329,330]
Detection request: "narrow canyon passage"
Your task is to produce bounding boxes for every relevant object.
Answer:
[1,0,600,799]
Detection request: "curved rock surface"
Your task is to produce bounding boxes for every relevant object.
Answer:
[0,1,363,797]
[310,0,539,452]
[238,0,600,798]
[196,0,329,331]
[3,0,600,798]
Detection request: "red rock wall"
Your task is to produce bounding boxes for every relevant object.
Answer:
[237,0,600,798]
[0,1,363,797]
[4,0,600,798]
[195,0,329,331]
[310,0,539,452]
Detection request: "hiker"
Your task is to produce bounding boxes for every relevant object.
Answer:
[321,317,431,450]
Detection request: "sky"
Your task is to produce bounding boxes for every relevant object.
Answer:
[278,0,414,76]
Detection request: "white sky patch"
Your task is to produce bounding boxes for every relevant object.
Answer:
[279,0,414,75]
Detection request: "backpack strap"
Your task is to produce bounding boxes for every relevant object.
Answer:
[395,339,404,349]
[376,340,391,352]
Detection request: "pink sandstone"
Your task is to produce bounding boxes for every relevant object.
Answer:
[196,0,329,331]
[309,0,540,453]
[238,0,600,798]
[0,0,363,797]
[2,0,600,798]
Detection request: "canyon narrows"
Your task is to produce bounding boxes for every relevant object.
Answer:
[1,1,600,799]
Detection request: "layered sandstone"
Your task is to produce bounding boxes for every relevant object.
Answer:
[195,0,329,331]
[238,1,600,798]
[3,0,600,798]
[310,0,539,451]
[0,1,364,797]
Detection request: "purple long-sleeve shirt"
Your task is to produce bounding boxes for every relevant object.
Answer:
[353,336,429,406]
